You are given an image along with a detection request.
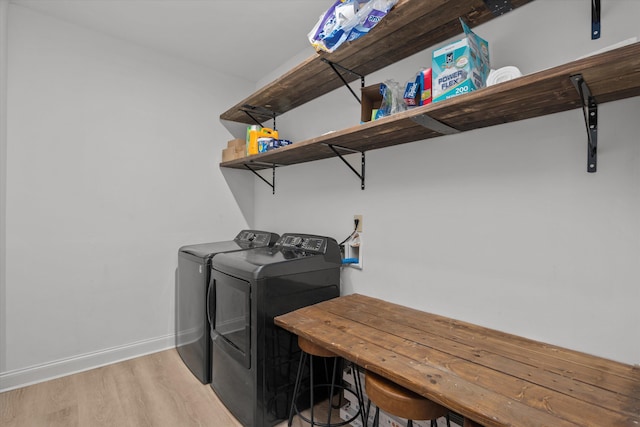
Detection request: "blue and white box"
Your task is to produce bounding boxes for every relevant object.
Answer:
[432,19,489,103]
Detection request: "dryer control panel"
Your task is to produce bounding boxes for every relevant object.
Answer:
[277,234,328,254]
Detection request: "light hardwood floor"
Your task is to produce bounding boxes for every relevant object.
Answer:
[0,349,341,427]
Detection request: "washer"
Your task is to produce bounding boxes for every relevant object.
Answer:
[208,233,341,427]
[176,230,279,384]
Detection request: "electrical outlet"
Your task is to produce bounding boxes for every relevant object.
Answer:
[345,230,362,270]
[354,215,363,232]
[343,214,363,269]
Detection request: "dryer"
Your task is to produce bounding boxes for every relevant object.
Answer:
[208,233,341,427]
[176,230,279,384]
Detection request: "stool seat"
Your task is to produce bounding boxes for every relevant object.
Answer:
[298,336,338,358]
[366,371,448,421]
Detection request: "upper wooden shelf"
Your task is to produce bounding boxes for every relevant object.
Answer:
[219,0,535,124]
[220,42,640,171]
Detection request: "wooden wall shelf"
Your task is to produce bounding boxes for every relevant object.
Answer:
[220,0,535,125]
[220,42,640,173]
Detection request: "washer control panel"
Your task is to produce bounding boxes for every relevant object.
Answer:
[235,230,279,248]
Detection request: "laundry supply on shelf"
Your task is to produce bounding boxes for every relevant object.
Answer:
[375,80,406,120]
[432,18,490,102]
[257,138,293,153]
[404,68,432,107]
[246,126,279,156]
[308,0,398,53]
[486,66,522,86]
[403,77,419,107]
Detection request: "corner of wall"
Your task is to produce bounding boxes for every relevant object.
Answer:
[1,0,10,375]
[219,167,256,227]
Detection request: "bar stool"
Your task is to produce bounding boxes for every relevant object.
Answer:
[288,336,365,427]
[365,371,450,427]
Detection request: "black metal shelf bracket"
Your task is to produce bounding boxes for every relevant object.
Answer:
[592,0,601,39]
[239,104,278,129]
[570,74,598,173]
[321,58,365,104]
[411,113,460,135]
[327,144,366,190]
[244,162,277,194]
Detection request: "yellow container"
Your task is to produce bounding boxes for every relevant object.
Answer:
[246,125,259,156]
[247,127,279,155]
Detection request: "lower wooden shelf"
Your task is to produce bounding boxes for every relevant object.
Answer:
[220,42,640,173]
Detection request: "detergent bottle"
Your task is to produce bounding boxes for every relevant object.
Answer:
[246,125,260,156]
[247,127,279,155]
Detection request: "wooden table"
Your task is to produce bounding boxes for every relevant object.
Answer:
[274,293,640,427]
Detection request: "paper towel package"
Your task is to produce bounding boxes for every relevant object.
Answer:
[432,19,489,103]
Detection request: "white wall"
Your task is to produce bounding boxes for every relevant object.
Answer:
[1,4,254,390]
[250,0,640,364]
[0,0,9,381]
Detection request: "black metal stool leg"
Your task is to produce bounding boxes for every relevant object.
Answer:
[309,354,315,425]
[289,350,364,427]
[353,365,366,427]
[326,357,338,425]
[288,351,307,427]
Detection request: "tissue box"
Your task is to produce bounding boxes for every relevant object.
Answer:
[432,20,489,103]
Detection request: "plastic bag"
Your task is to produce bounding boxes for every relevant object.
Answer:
[375,80,406,120]
[308,0,398,53]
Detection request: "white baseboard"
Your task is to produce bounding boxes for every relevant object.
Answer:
[0,334,176,392]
